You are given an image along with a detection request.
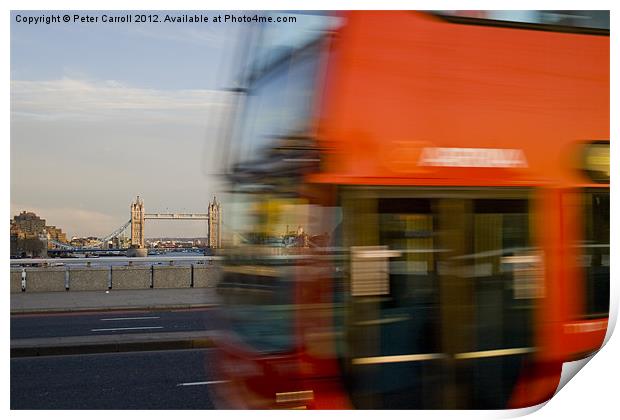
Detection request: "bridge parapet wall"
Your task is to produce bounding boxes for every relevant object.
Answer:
[11,265,220,292]
[10,270,22,293]
[69,268,109,291]
[193,264,220,288]
[152,265,191,288]
[10,267,67,293]
[111,266,152,290]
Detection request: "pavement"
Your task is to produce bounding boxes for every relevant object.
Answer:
[10,287,219,314]
[10,288,221,357]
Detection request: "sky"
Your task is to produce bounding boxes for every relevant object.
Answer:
[10,10,243,238]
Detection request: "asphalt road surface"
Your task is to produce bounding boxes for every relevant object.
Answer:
[11,308,221,339]
[11,348,220,409]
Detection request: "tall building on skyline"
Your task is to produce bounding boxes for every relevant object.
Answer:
[10,211,68,246]
[11,211,46,238]
[208,196,221,249]
[10,211,69,256]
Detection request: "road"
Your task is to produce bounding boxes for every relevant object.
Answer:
[11,349,221,409]
[11,308,221,339]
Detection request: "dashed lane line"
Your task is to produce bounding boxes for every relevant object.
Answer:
[90,326,164,332]
[177,380,229,387]
[100,316,161,321]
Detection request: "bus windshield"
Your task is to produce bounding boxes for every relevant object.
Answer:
[217,195,338,354]
[231,12,335,167]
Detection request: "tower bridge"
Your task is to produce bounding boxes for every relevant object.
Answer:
[128,196,221,256]
[48,196,221,255]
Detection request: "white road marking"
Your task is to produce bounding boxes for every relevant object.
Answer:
[90,326,164,332]
[176,380,229,387]
[100,316,161,321]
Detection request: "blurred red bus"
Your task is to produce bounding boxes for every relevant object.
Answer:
[210,11,609,409]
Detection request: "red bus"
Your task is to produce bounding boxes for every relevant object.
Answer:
[210,11,609,409]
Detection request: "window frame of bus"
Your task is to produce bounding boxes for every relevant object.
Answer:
[578,187,610,319]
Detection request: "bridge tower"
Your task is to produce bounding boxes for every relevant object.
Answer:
[208,196,221,248]
[130,196,145,248]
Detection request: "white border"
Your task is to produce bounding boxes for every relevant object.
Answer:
[4,1,617,419]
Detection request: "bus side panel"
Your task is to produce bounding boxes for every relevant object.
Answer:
[317,11,609,185]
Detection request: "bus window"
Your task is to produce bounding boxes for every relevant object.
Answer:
[238,46,321,163]
[580,189,609,318]
[339,189,539,409]
[434,10,609,31]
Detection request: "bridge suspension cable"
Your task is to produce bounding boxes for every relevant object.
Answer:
[99,220,131,243]
[48,239,75,250]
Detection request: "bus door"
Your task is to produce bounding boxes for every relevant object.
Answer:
[338,188,540,409]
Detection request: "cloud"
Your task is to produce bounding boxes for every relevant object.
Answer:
[10,77,234,238]
[129,21,225,46]
[10,78,232,124]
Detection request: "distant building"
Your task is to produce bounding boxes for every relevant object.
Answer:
[10,211,68,252]
[208,196,221,248]
[70,236,87,247]
[10,211,52,257]
[10,220,22,239]
[11,211,46,238]
[110,236,129,249]
[46,225,68,244]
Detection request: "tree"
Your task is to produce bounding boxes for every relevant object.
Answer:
[16,238,46,257]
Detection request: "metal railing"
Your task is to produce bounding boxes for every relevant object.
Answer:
[10,256,222,267]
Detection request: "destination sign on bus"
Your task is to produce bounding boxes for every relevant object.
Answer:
[418,147,528,168]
